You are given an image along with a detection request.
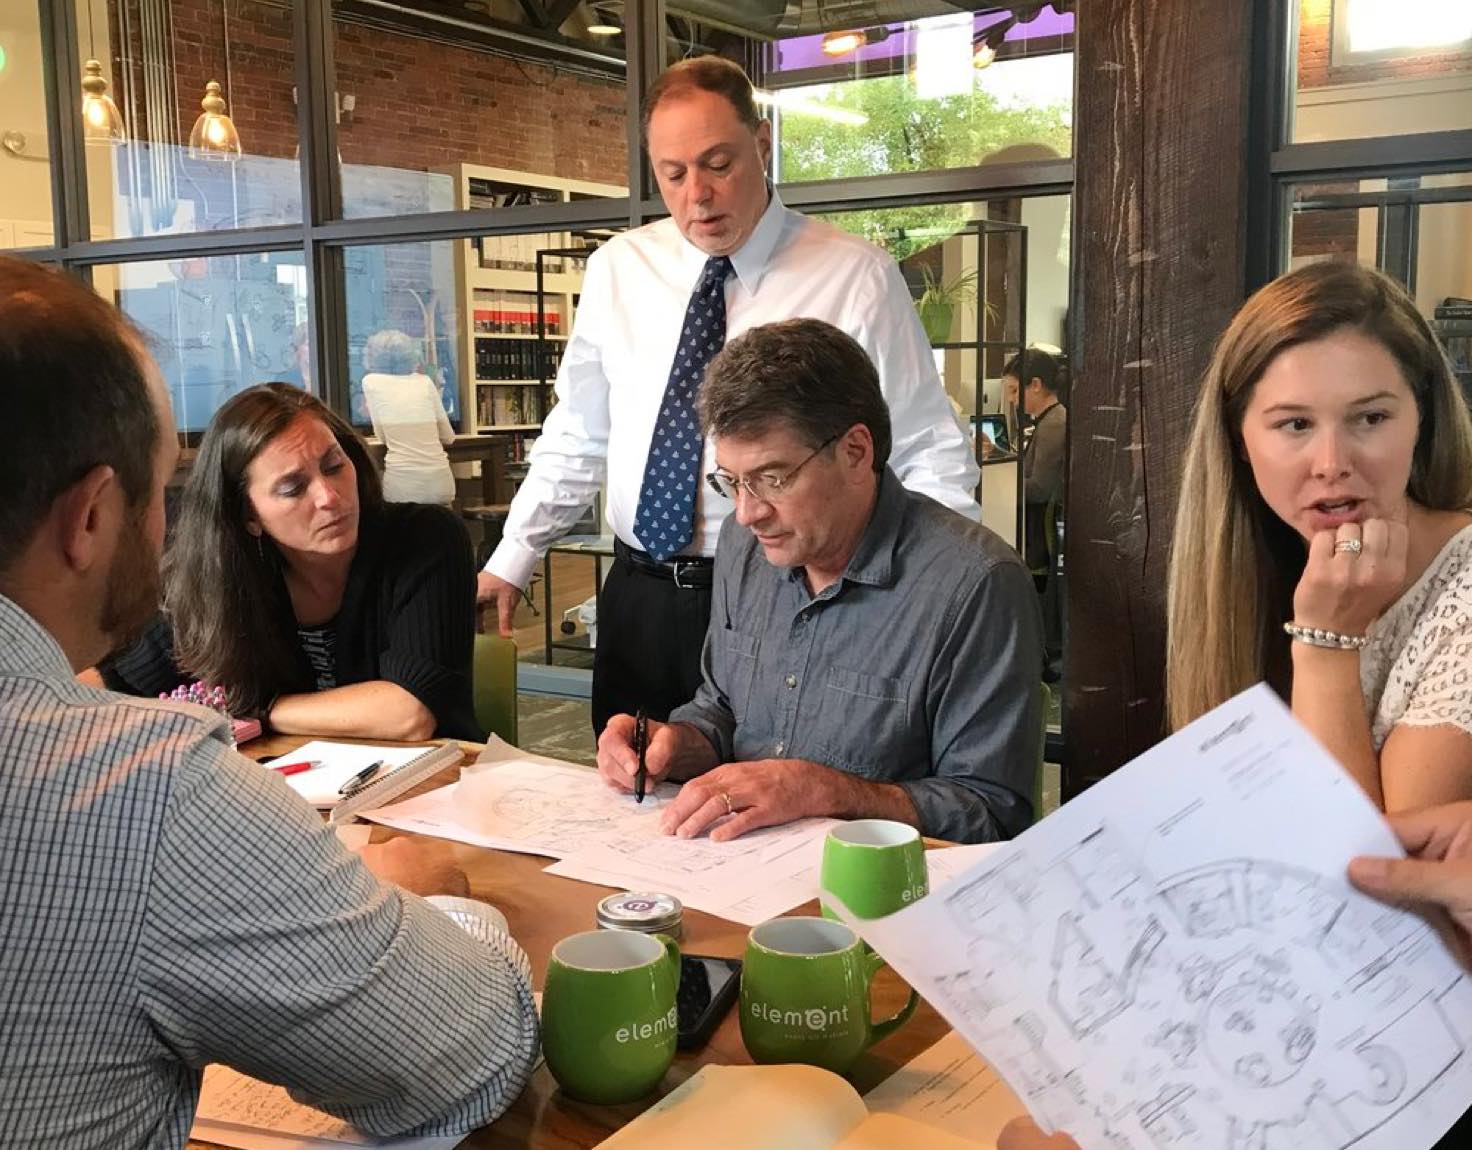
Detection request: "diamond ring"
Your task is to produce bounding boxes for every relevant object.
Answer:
[1334,538,1363,555]
[721,791,733,816]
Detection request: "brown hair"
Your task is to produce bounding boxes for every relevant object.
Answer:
[0,258,159,574]
[164,383,383,712]
[1166,261,1472,730]
[642,56,760,140]
[699,318,891,471]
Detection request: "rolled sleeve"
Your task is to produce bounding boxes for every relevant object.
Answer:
[139,738,539,1138]
[903,560,1043,842]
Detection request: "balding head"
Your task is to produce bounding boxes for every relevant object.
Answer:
[0,258,163,575]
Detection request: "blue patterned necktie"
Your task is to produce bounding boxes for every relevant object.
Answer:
[633,255,733,561]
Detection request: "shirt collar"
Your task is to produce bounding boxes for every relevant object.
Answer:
[840,468,908,589]
[0,593,78,680]
[678,186,787,296]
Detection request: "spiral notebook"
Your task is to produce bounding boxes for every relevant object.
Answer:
[271,741,463,824]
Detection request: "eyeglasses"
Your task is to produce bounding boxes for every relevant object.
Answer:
[706,435,839,503]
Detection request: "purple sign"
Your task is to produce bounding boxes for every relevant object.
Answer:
[773,4,1075,75]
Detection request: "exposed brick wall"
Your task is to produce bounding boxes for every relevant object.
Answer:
[110,1,628,187]
[1298,0,1472,90]
[1289,181,1363,260]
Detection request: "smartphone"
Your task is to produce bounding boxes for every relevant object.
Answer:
[677,954,742,1049]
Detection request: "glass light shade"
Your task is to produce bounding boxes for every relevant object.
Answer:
[821,30,867,56]
[81,59,126,144]
[188,80,243,161]
[972,41,998,69]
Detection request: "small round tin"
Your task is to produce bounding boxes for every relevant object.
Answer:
[595,891,684,939]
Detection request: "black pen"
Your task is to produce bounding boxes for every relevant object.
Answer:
[339,759,385,797]
[634,710,648,804]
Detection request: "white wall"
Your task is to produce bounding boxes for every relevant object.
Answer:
[0,3,56,243]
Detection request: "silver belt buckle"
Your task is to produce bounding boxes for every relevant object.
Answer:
[671,559,700,589]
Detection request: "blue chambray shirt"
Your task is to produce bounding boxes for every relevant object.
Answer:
[670,469,1044,842]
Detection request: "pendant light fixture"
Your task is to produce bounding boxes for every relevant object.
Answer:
[189,0,243,160]
[80,1,125,144]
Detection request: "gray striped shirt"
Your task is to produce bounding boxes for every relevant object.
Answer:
[0,594,538,1148]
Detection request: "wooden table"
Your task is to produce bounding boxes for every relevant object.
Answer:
[190,736,951,1149]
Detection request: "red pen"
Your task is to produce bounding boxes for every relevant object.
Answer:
[271,760,320,777]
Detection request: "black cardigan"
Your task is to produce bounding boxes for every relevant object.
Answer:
[100,503,483,741]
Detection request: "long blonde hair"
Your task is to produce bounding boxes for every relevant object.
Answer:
[1166,262,1472,731]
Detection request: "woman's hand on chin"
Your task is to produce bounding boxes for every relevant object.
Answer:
[1293,515,1409,637]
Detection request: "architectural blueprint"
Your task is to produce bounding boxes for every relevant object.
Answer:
[364,738,837,923]
[844,686,1472,1150]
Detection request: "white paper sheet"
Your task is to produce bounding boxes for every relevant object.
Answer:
[924,842,1004,887]
[839,685,1472,1150]
[271,742,428,809]
[862,1030,1026,1147]
[190,1064,461,1150]
[364,738,837,924]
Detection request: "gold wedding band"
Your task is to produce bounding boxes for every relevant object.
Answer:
[1334,538,1363,555]
[721,791,733,816]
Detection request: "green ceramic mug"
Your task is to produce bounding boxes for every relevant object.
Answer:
[542,929,681,1104]
[740,916,918,1074]
[820,819,928,921]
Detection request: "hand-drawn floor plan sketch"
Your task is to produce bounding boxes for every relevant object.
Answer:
[849,687,1472,1150]
[932,829,1471,1150]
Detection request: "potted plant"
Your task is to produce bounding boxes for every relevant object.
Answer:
[916,265,980,345]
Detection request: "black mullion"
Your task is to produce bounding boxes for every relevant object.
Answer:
[777,161,1074,214]
[64,226,306,264]
[38,0,90,251]
[1246,0,1289,291]
[626,0,664,223]
[313,200,634,248]
[1271,130,1472,180]
[296,0,348,414]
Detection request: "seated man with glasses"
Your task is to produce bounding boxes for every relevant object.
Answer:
[596,319,1043,844]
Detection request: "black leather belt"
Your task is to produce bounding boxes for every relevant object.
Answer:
[614,538,714,589]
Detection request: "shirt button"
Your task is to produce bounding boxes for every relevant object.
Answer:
[784,673,797,689]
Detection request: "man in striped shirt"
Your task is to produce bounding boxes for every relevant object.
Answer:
[0,257,539,1148]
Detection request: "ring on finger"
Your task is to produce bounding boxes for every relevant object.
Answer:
[1334,538,1363,555]
[720,791,733,816]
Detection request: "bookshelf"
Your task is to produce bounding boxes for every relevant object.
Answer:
[444,164,624,452]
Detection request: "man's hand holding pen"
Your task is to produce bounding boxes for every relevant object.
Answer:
[596,714,717,796]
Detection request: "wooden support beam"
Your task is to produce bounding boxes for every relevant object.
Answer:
[1063,0,1256,795]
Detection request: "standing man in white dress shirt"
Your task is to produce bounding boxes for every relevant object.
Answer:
[477,55,979,732]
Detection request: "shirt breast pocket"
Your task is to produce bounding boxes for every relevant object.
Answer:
[821,666,912,778]
[720,628,760,722]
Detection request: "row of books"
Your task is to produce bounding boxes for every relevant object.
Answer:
[473,291,563,334]
[475,385,545,428]
[475,338,563,381]
[473,232,596,274]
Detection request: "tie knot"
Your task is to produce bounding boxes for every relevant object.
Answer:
[703,256,732,284]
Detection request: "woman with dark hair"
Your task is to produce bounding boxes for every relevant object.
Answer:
[101,383,481,740]
[1167,262,1472,812]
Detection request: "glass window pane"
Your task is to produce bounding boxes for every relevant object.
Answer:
[1286,172,1472,396]
[80,0,301,239]
[331,5,628,220]
[98,251,311,432]
[1290,0,1472,142]
[0,3,56,249]
[669,2,1074,182]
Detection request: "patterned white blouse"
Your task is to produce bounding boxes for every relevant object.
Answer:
[1363,522,1472,751]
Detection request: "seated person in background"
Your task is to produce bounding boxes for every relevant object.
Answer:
[0,257,537,1146]
[1003,347,1067,579]
[360,329,457,507]
[1167,262,1472,813]
[101,382,481,741]
[597,319,1043,844]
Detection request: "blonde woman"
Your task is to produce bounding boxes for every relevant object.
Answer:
[1167,262,1472,812]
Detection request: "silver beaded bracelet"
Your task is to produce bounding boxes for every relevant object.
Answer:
[1282,621,1370,650]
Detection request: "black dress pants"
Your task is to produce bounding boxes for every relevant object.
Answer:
[590,555,713,736]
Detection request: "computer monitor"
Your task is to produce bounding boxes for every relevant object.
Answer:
[976,413,1011,455]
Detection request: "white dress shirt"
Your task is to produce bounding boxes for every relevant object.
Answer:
[486,190,980,589]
